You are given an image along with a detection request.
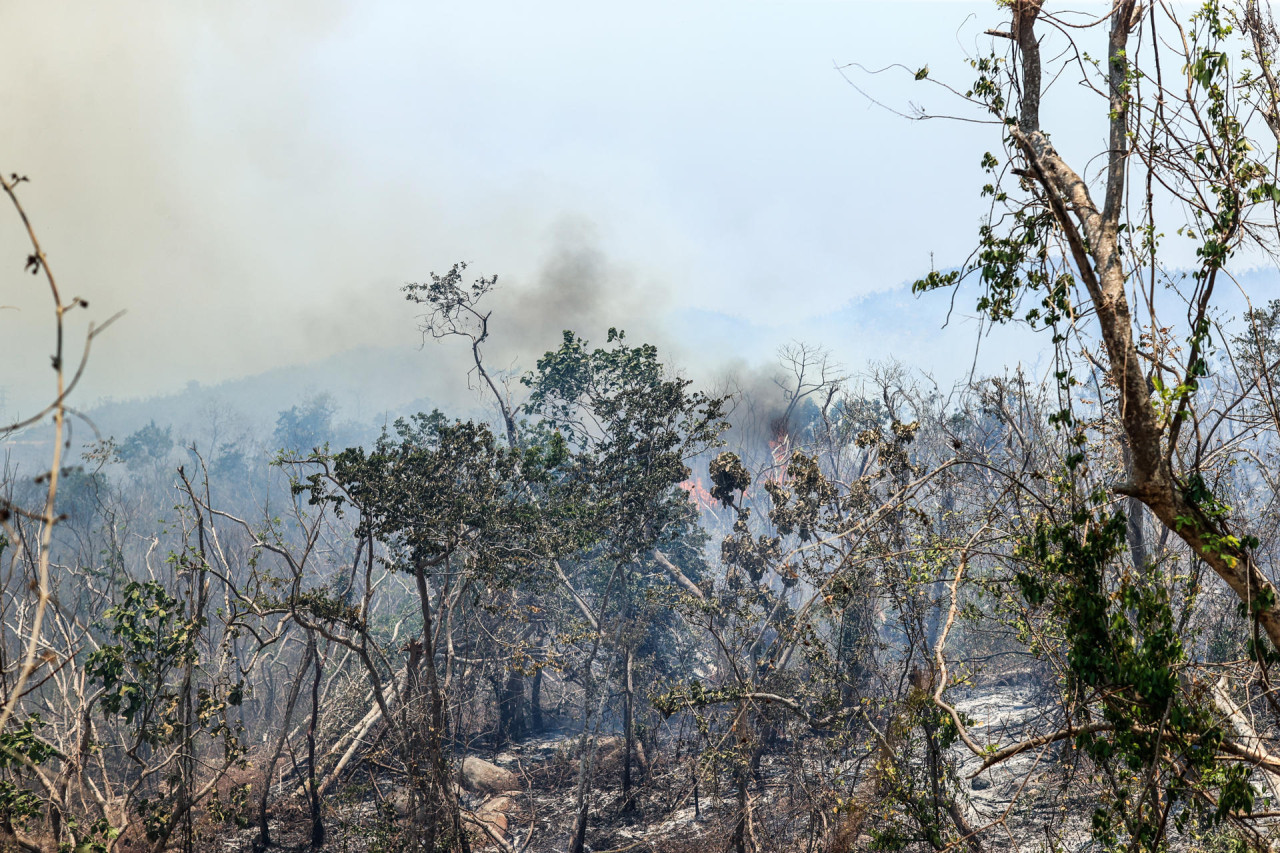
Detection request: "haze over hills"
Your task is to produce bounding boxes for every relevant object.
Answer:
[82,345,445,443]
[4,261,1272,477]
[22,280,1030,452]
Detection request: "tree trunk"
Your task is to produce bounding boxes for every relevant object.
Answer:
[1009,0,1280,653]
[410,561,470,853]
[254,643,313,852]
[496,668,526,746]
[569,800,590,853]
[621,646,635,808]
[732,701,753,853]
[307,636,325,849]
[530,665,544,734]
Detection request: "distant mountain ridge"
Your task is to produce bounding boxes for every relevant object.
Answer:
[10,270,1274,468]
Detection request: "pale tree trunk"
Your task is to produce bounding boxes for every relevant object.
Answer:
[410,561,470,853]
[255,643,313,852]
[621,646,635,808]
[1009,0,1280,652]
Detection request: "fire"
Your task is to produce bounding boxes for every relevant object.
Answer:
[765,432,791,485]
[678,476,718,512]
[681,424,791,515]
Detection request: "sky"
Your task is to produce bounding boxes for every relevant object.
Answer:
[0,1,1223,425]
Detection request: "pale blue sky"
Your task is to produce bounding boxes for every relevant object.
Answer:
[0,2,1197,419]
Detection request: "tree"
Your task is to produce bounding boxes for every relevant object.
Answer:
[911,1,1280,847]
[273,394,336,454]
[523,328,727,830]
[655,359,981,853]
[116,422,174,472]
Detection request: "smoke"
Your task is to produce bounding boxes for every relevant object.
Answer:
[0,1,358,414]
[694,357,791,477]
[492,220,670,358]
[0,2,1007,439]
[0,2,677,423]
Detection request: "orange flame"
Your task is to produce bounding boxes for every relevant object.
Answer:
[765,434,791,485]
[678,476,718,512]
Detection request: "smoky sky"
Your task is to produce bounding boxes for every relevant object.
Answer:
[0,1,690,418]
[0,1,1224,425]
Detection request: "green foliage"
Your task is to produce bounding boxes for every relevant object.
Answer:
[325,412,538,577]
[205,783,252,830]
[709,451,751,506]
[116,421,173,470]
[86,580,200,734]
[274,394,335,453]
[719,514,780,585]
[965,53,1007,117]
[1014,489,1237,850]
[912,206,1073,333]
[0,716,54,829]
[54,466,107,525]
[401,261,497,327]
[523,328,728,560]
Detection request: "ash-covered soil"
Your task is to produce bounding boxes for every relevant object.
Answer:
[220,685,1113,852]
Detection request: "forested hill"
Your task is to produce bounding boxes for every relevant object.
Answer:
[2,346,451,474]
[81,345,442,441]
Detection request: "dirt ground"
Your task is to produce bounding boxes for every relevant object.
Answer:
[218,685,1114,853]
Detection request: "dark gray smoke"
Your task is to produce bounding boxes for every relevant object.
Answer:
[0,4,673,424]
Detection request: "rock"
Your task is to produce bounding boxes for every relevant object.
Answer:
[390,782,470,815]
[971,774,992,791]
[595,735,649,772]
[460,756,522,794]
[387,786,411,817]
[474,810,509,836]
[477,795,516,815]
[468,796,514,849]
